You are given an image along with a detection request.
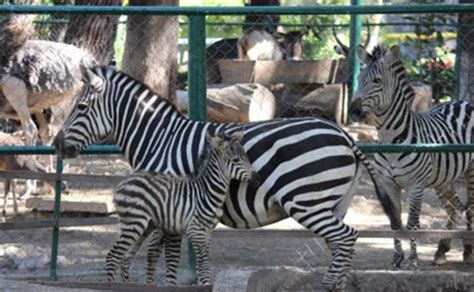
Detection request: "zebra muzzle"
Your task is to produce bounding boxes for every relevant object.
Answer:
[348,98,367,122]
[53,130,79,159]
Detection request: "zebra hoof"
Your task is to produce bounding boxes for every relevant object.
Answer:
[322,273,348,291]
[406,260,418,270]
[322,274,338,291]
[391,259,403,270]
[432,253,447,266]
[463,251,473,264]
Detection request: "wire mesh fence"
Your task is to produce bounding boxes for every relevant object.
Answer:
[0,3,473,289]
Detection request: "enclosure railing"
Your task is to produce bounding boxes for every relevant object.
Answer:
[1,3,474,282]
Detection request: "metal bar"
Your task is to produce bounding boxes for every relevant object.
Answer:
[349,0,363,101]
[49,155,63,281]
[3,143,474,156]
[202,21,465,28]
[187,14,207,275]
[357,144,474,153]
[188,15,207,122]
[4,144,474,155]
[0,145,121,155]
[1,4,474,15]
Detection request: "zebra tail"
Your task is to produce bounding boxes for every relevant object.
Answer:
[351,145,400,227]
[0,15,34,62]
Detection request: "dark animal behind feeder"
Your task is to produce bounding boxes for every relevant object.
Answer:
[206,27,309,84]
[332,21,371,58]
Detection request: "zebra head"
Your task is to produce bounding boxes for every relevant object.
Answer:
[349,44,403,122]
[54,67,113,158]
[208,131,260,187]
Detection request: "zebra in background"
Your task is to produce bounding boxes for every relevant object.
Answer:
[54,66,391,290]
[350,44,474,268]
[107,131,258,285]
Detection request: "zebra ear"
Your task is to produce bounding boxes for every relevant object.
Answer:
[231,131,243,142]
[386,45,401,62]
[207,132,225,149]
[84,69,103,90]
[356,44,369,64]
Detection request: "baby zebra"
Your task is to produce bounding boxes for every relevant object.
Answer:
[106,131,258,285]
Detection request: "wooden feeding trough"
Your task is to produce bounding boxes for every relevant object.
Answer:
[217,59,340,85]
[216,59,347,124]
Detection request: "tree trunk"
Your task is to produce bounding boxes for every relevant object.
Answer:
[458,2,474,102]
[244,0,280,34]
[122,0,178,103]
[64,0,122,65]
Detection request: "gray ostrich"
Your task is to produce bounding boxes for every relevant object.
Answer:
[0,14,96,145]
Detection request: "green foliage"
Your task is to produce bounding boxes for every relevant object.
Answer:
[401,4,456,102]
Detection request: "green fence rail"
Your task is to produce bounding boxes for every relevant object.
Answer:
[2,4,474,15]
[4,143,474,155]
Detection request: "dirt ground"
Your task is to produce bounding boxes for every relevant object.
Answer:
[0,153,473,291]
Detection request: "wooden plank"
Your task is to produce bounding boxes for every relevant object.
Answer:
[217,59,340,85]
[35,281,212,292]
[26,197,113,214]
[0,216,472,243]
[254,59,339,85]
[0,170,126,185]
[0,217,119,230]
[213,229,474,241]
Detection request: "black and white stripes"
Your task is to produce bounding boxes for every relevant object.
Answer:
[106,132,255,285]
[350,44,474,268]
[55,66,389,290]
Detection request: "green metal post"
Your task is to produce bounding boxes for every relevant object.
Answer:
[349,0,363,101]
[187,14,207,274]
[188,15,207,122]
[49,155,63,281]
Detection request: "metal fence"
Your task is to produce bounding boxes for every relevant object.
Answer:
[0,3,474,287]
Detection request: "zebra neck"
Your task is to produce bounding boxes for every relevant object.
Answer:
[376,76,416,144]
[195,153,230,208]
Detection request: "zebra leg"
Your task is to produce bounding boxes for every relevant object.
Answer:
[377,177,404,269]
[433,183,463,265]
[145,230,164,284]
[163,234,183,285]
[463,165,474,264]
[187,228,212,285]
[406,188,424,270]
[105,220,150,282]
[290,206,357,290]
[2,179,11,220]
[322,217,358,290]
[120,226,153,282]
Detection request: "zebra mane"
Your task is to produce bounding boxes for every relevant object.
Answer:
[192,140,214,178]
[367,44,389,62]
[91,65,186,118]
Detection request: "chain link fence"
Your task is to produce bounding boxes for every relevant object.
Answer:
[0,4,473,288]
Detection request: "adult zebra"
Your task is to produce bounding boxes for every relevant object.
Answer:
[349,44,474,269]
[54,66,390,290]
